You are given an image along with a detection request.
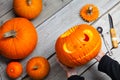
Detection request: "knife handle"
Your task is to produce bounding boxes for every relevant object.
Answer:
[110,28,118,48]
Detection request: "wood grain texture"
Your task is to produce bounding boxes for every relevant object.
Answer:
[0,0,120,80]
[80,2,120,79]
[0,0,73,80]
[0,0,13,18]
[0,0,73,26]
[22,0,120,80]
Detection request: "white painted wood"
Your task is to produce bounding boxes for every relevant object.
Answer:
[0,0,13,17]
[0,0,73,26]
[17,0,120,80]
[0,0,120,80]
[19,0,120,80]
[78,3,120,80]
[34,0,120,59]
[43,0,120,80]
[0,0,73,80]
[32,0,73,26]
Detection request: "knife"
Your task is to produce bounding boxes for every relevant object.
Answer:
[108,14,118,48]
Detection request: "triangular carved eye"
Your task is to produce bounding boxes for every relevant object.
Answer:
[84,34,89,41]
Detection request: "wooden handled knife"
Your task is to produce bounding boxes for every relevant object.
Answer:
[108,14,118,48]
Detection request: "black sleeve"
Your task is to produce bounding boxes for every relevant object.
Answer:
[98,55,120,80]
[67,75,84,80]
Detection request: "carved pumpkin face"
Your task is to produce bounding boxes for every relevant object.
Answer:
[55,24,101,67]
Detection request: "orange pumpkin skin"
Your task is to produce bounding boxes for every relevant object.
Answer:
[0,18,38,59]
[6,62,23,79]
[55,24,102,67]
[80,4,99,22]
[13,0,42,19]
[26,56,50,80]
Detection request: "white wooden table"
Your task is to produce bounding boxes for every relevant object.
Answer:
[0,0,120,80]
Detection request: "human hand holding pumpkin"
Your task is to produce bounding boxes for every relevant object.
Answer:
[56,58,77,78]
[95,50,105,61]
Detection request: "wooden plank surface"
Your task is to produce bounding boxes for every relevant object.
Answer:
[0,0,73,26]
[0,0,73,80]
[0,0,13,18]
[0,0,120,80]
[41,0,120,80]
[82,2,120,79]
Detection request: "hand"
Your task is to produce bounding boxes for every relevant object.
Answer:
[56,57,77,78]
[95,50,105,61]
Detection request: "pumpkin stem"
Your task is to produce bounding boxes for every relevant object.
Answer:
[3,30,16,38]
[87,6,93,15]
[32,66,38,70]
[27,0,32,6]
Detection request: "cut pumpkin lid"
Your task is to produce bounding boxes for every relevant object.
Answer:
[80,4,99,22]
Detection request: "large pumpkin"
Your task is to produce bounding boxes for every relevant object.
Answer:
[55,24,101,67]
[13,0,42,19]
[0,18,38,59]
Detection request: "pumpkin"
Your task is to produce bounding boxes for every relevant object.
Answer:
[80,4,99,22]
[26,56,50,80]
[6,62,23,79]
[0,18,38,59]
[55,24,101,67]
[13,0,42,19]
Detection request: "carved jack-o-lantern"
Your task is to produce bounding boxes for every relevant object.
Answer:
[55,24,101,67]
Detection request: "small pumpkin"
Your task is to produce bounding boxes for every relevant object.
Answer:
[6,62,23,79]
[55,24,101,67]
[26,56,50,80]
[0,18,38,59]
[13,0,42,19]
[80,4,99,22]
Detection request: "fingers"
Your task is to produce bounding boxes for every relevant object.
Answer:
[95,50,105,61]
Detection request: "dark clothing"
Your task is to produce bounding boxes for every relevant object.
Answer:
[67,75,84,80]
[67,55,120,80]
[98,55,120,80]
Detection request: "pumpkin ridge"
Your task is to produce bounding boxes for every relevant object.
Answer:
[64,54,77,67]
[12,38,18,59]
[7,39,16,58]
[78,38,101,63]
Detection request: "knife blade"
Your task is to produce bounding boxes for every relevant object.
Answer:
[108,14,118,48]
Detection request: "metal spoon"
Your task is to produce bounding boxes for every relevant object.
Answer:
[97,27,113,56]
